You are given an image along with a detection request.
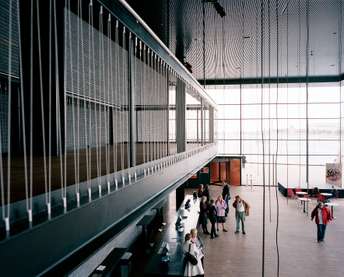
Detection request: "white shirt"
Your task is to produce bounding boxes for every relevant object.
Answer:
[237,201,245,212]
[318,208,323,224]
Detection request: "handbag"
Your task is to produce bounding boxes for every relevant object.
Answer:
[184,243,198,265]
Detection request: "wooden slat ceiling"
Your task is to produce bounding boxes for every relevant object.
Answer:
[168,0,344,82]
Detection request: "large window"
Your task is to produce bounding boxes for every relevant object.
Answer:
[208,83,342,187]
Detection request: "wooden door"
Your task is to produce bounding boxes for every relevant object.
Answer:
[230,159,241,186]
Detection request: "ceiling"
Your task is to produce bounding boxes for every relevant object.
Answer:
[168,0,344,83]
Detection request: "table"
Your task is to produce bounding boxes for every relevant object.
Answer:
[295,191,308,196]
[298,197,311,213]
[325,202,339,218]
[320,193,332,197]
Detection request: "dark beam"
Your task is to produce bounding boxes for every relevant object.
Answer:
[199,74,344,86]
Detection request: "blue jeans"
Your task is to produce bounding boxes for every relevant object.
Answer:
[317,224,327,241]
[236,211,245,232]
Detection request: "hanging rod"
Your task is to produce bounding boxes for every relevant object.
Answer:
[97,0,217,108]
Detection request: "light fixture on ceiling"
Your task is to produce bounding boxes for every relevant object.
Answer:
[205,0,226,18]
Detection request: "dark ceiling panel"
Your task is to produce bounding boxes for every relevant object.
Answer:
[168,0,344,82]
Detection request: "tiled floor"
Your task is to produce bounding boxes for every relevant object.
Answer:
[200,185,344,277]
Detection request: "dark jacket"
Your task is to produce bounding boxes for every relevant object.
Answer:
[208,204,217,223]
[222,184,231,201]
[199,201,208,219]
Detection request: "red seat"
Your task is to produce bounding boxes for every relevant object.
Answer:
[287,188,296,198]
[317,194,325,202]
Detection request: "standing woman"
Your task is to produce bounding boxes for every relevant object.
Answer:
[311,202,332,242]
[199,196,209,234]
[183,233,204,277]
[215,195,228,232]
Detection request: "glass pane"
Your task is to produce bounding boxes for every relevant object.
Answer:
[308,103,340,119]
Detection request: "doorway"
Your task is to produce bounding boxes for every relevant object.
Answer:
[210,158,241,186]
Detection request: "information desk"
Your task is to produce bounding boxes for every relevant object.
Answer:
[144,195,200,277]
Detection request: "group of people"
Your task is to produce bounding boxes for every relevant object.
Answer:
[183,182,250,277]
[198,182,250,238]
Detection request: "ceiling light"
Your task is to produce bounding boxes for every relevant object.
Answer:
[213,2,226,17]
[205,0,226,18]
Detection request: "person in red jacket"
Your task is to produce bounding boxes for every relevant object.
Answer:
[311,202,332,242]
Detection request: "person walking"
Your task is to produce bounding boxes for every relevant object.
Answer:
[183,233,204,277]
[311,202,332,242]
[222,181,231,216]
[197,184,205,198]
[199,196,209,234]
[232,195,250,235]
[203,184,210,201]
[215,195,228,232]
[208,199,218,239]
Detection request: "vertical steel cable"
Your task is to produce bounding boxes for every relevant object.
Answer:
[87,0,93,200]
[7,0,13,224]
[88,0,98,198]
[57,0,66,212]
[240,0,244,158]
[16,0,29,226]
[202,0,206,88]
[0,99,4,224]
[77,0,82,200]
[305,0,310,206]
[36,0,49,209]
[286,2,289,205]
[99,6,104,190]
[267,0,272,223]
[115,19,119,175]
[110,17,115,176]
[153,54,156,161]
[75,0,81,202]
[47,0,53,217]
[59,0,66,208]
[121,27,125,171]
[142,44,146,165]
[106,13,111,189]
[114,19,119,183]
[338,0,342,165]
[80,0,87,200]
[297,0,301,186]
[260,0,266,276]
[29,0,34,220]
[275,0,280,275]
[138,41,143,164]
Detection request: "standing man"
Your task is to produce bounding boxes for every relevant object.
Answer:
[311,202,332,242]
[222,181,231,216]
[232,195,250,235]
[207,199,218,239]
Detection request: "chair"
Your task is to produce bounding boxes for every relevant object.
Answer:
[317,194,326,202]
[287,188,296,199]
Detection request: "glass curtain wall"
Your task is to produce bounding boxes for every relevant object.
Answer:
[208,82,342,187]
